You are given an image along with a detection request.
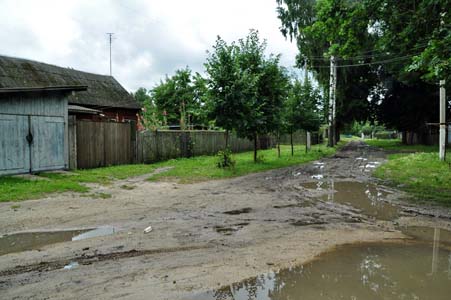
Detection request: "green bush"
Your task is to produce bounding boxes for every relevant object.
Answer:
[216,148,235,169]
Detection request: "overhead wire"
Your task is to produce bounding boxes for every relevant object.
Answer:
[310,53,420,68]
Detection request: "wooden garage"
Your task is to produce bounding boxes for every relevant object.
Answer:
[0,86,86,175]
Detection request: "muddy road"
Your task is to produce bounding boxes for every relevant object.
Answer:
[1,141,450,299]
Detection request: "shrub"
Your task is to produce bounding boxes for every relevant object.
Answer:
[216,148,235,169]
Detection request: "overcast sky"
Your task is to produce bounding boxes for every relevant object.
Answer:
[0,0,299,92]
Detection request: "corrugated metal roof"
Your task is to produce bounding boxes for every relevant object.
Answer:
[0,55,141,109]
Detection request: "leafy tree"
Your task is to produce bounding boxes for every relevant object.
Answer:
[134,88,162,130]
[205,37,252,146]
[277,0,378,144]
[205,30,289,162]
[134,87,151,105]
[284,77,323,155]
[150,67,208,129]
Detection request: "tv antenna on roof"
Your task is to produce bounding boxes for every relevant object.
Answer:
[106,33,115,76]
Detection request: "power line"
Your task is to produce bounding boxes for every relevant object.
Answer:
[302,41,430,61]
[310,53,420,69]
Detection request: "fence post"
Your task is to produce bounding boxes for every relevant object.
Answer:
[130,121,137,163]
[68,115,77,170]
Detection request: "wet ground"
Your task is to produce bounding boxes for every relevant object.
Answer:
[190,234,451,300]
[0,227,115,255]
[0,141,450,299]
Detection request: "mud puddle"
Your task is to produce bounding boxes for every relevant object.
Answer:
[214,223,249,235]
[224,208,252,215]
[303,181,399,221]
[0,227,115,255]
[189,227,451,300]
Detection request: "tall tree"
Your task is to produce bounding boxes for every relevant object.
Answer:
[205,30,289,162]
[285,77,323,155]
[277,0,378,143]
[150,67,207,129]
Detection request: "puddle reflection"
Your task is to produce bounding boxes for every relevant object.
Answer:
[303,181,399,221]
[0,227,115,255]
[191,228,451,300]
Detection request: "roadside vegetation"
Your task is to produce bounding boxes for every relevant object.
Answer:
[0,144,336,202]
[0,164,157,203]
[149,144,335,183]
[366,139,451,205]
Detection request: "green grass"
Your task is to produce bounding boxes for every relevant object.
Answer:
[0,144,337,202]
[365,139,451,205]
[0,165,157,202]
[365,139,438,153]
[148,144,336,183]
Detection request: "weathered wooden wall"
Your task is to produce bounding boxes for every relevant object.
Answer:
[0,93,68,175]
[137,130,273,163]
[76,120,134,169]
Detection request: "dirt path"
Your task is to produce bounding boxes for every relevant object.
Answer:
[1,141,450,299]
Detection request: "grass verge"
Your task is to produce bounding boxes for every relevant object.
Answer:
[367,139,451,205]
[0,144,336,202]
[149,144,336,183]
[0,164,157,202]
[365,139,437,153]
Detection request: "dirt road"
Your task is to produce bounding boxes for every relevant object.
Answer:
[1,141,450,299]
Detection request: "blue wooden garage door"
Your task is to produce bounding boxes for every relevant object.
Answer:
[0,114,31,175]
[30,116,65,172]
[0,114,65,175]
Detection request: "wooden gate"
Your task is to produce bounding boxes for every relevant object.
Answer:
[0,114,66,175]
[30,116,66,172]
[76,120,134,169]
[0,114,30,175]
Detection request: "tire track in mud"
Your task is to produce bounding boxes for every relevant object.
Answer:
[0,245,211,277]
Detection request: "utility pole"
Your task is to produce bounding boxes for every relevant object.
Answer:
[328,55,337,147]
[107,33,114,76]
[305,61,311,151]
[439,79,446,161]
[439,13,446,161]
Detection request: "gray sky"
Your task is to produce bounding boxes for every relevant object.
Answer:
[0,0,299,92]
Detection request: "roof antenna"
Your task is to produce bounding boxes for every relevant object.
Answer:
[106,33,114,76]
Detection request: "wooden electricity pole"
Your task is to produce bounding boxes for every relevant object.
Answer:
[439,79,446,161]
[328,55,337,147]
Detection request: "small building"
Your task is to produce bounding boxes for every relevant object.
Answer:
[0,55,141,123]
[0,55,141,175]
[0,86,86,175]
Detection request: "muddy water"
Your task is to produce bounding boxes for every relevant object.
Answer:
[0,227,115,255]
[191,229,451,300]
[303,181,399,221]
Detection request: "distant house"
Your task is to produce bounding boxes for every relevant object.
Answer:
[0,55,141,175]
[0,55,141,123]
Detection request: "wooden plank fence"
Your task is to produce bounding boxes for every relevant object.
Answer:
[69,120,279,169]
[136,130,272,163]
[74,120,135,169]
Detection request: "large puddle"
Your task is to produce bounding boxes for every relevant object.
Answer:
[302,181,399,221]
[190,227,451,300]
[0,227,115,255]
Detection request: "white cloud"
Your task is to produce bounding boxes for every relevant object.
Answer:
[0,0,298,91]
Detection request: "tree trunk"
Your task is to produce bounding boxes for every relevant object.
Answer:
[402,131,407,144]
[328,126,334,147]
[277,133,281,158]
[290,131,294,156]
[253,133,258,163]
